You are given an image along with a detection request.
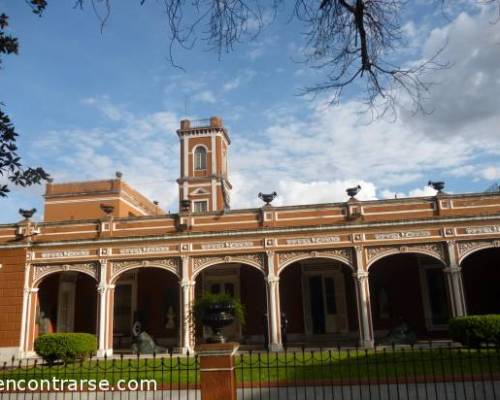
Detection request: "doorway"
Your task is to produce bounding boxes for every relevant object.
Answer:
[303,265,349,335]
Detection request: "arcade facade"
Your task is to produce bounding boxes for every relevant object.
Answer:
[0,117,499,360]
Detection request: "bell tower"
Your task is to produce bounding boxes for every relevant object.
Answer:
[176,116,232,213]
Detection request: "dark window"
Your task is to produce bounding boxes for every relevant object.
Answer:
[194,146,207,170]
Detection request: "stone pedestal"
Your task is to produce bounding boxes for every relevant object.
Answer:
[197,342,239,400]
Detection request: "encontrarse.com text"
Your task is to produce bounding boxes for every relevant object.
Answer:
[0,378,157,392]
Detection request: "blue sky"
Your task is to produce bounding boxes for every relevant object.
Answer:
[0,1,499,222]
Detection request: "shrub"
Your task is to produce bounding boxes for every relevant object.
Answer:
[449,315,500,347]
[34,333,97,364]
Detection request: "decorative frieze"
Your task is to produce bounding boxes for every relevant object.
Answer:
[32,263,98,284]
[464,225,500,235]
[277,248,353,268]
[366,243,445,266]
[457,239,500,261]
[373,231,432,240]
[200,241,254,250]
[118,246,169,255]
[285,236,341,245]
[192,253,265,274]
[111,258,180,280]
[40,250,90,259]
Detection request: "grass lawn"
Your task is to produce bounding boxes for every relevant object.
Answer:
[235,347,500,384]
[1,348,499,386]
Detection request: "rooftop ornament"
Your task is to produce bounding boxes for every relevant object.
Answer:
[428,180,445,194]
[19,208,36,220]
[100,204,115,215]
[346,185,361,199]
[258,192,277,206]
[180,199,191,213]
[115,171,123,179]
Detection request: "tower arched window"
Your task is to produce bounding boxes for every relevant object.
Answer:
[194,146,207,170]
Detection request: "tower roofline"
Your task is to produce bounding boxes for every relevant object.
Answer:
[176,116,231,144]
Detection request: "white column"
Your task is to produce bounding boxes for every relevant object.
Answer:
[266,251,282,351]
[97,260,113,357]
[443,267,467,317]
[444,241,467,317]
[180,256,194,353]
[19,262,32,357]
[183,136,189,178]
[353,246,374,348]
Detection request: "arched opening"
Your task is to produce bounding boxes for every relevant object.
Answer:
[279,258,358,346]
[194,263,266,347]
[36,272,97,336]
[369,253,450,339]
[461,247,500,315]
[112,268,179,353]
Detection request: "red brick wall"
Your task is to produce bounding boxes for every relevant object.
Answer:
[0,248,26,347]
[280,263,305,334]
[462,248,500,315]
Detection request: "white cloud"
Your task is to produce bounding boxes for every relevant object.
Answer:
[410,8,500,145]
[194,90,217,104]
[82,96,127,121]
[481,166,500,180]
[14,9,500,218]
[33,104,181,212]
[224,9,500,207]
[408,186,439,197]
[223,78,241,92]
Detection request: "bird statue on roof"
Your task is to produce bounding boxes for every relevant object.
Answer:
[346,185,361,199]
[258,192,277,205]
[19,208,36,220]
[428,181,445,193]
[100,204,115,215]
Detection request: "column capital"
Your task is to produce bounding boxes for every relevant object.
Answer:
[24,287,39,295]
[353,246,366,270]
[352,271,369,280]
[180,280,195,288]
[443,266,461,274]
[266,276,280,284]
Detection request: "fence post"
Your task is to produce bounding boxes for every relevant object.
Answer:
[197,342,239,400]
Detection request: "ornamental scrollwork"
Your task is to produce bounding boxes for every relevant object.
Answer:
[192,253,265,274]
[366,242,446,266]
[457,240,500,262]
[277,248,353,268]
[33,263,99,285]
[111,258,180,280]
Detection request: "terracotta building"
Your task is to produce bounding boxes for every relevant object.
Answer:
[0,116,499,361]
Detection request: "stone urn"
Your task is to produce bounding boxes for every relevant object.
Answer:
[201,303,235,343]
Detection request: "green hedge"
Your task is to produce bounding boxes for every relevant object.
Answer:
[34,333,97,364]
[449,315,500,347]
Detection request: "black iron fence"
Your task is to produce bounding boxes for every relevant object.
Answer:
[235,344,500,399]
[0,352,200,400]
[1,345,499,400]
